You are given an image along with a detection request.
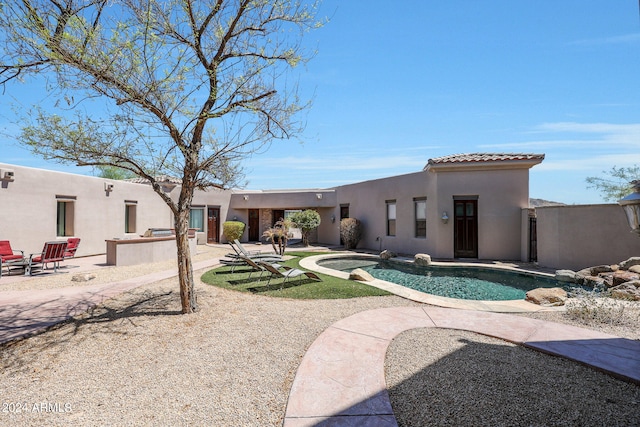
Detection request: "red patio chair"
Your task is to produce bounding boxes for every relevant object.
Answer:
[26,241,68,276]
[64,237,81,259]
[0,240,25,278]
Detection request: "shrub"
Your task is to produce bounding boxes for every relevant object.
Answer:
[340,217,362,250]
[565,287,640,327]
[222,221,245,242]
[262,218,293,255]
[290,209,321,246]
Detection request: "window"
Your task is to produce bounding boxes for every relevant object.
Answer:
[414,198,426,238]
[125,201,137,233]
[56,196,75,237]
[189,207,205,232]
[386,200,396,236]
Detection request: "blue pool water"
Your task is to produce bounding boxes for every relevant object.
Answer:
[318,257,563,301]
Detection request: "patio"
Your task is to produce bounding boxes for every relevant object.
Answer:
[0,243,638,425]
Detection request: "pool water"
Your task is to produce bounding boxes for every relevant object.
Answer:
[318,257,563,301]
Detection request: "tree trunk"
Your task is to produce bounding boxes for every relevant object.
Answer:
[175,209,197,313]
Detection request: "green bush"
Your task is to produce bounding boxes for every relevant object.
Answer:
[340,217,362,250]
[290,209,321,246]
[222,221,245,242]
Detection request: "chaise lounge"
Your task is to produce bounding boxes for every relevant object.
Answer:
[258,261,321,287]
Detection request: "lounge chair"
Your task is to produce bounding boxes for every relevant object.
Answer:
[25,241,68,275]
[0,240,25,278]
[64,237,81,259]
[220,255,284,274]
[258,261,321,287]
[227,240,282,261]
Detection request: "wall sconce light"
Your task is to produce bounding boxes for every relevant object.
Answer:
[618,180,640,236]
[331,215,336,223]
[104,182,114,192]
[316,193,323,200]
[0,169,15,181]
[243,195,249,201]
[441,212,449,224]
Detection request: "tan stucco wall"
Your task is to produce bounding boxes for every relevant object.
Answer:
[335,168,530,260]
[536,204,640,271]
[432,168,530,260]
[1,164,177,256]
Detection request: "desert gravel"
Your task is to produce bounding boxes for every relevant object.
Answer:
[0,246,638,426]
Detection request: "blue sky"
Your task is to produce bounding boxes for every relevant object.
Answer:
[2,0,640,204]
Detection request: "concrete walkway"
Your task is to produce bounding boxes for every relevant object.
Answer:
[283,306,640,427]
[0,256,222,344]
[1,250,638,427]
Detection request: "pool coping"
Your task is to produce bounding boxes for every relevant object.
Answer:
[300,252,564,313]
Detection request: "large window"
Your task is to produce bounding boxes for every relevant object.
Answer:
[189,207,205,232]
[125,201,137,233]
[386,200,396,236]
[414,198,426,238]
[56,196,75,237]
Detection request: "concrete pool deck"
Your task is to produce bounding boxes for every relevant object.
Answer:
[300,252,566,313]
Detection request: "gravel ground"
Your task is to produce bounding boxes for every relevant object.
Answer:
[0,246,638,426]
[385,328,640,427]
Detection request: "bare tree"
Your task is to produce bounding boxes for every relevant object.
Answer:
[586,165,640,202]
[0,0,321,313]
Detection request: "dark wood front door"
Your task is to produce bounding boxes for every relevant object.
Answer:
[454,199,478,258]
[248,209,260,241]
[207,207,220,243]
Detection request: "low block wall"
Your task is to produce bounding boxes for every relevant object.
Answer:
[106,236,197,266]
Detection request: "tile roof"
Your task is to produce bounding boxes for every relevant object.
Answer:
[428,153,545,165]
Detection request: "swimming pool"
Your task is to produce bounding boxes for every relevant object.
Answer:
[317,256,563,301]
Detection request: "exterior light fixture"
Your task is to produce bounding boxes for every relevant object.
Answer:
[441,212,449,224]
[618,180,640,236]
[243,195,249,201]
[331,215,336,223]
[316,193,323,200]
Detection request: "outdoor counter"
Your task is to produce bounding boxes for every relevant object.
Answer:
[106,236,197,266]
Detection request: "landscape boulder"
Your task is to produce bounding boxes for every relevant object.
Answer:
[609,281,640,301]
[380,250,396,260]
[525,287,567,306]
[349,268,374,282]
[71,273,96,282]
[414,253,432,266]
[629,265,640,274]
[554,270,578,283]
[611,271,640,287]
[619,257,640,271]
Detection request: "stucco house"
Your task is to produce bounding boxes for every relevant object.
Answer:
[1,152,637,270]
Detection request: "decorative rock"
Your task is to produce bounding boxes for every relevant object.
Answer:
[582,276,606,289]
[619,257,640,271]
[629,265,640,274]
[589,265,615,275]
[71,273,96,282]
[380,250,396,260]
[349,268,374,282]
[612,271,640,287]
[525,287,567,306]
[609,281,640,301]
[414,253,432,266]
[554,270,578,283]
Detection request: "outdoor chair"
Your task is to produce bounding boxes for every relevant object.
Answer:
[0,240,25,278]
[26,241,68,276]
[227,240,282,261]
[258,261,321,287]
[64,237,81,259]
[220,255,284,274]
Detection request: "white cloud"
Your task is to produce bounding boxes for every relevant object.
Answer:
[569,33,640,46]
